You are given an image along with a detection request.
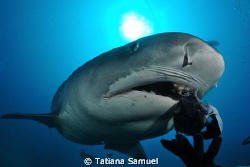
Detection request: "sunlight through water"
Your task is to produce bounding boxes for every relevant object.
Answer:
[120,12,153,41]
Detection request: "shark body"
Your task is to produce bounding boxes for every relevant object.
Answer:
[1,32,225,159]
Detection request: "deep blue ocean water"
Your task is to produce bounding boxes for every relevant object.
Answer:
[0,0,249,166]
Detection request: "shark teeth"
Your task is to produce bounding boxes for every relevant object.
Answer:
[173,83,195,97]
[131,82,192,100]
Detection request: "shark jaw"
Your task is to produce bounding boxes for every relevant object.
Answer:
[94,66,209,144]
[103,66,208,102]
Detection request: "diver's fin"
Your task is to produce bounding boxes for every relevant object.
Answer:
[104,142,147,159]
[1,113,58,128]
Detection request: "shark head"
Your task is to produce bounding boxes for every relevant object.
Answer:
[103,33,224,99]
[60,32,225,145]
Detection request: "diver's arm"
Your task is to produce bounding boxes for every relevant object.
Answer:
[202,104,223,140]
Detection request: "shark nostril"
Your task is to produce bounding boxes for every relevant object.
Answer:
[130,42,139,52]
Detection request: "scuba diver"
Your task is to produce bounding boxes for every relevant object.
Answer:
[162,90,249,167]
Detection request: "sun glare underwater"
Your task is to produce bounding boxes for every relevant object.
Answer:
[120,12,153,41]
[0,0,250,167]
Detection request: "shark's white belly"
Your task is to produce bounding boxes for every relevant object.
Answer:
[57,90,178,145]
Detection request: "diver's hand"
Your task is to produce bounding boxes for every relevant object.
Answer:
[161,133,222,167]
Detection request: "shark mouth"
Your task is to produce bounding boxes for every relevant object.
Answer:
[109,82,195,101]
[131,82,194,100]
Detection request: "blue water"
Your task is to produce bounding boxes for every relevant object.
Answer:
[0,0,249,166]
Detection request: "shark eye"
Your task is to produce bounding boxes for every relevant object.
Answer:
[130,42,139,52]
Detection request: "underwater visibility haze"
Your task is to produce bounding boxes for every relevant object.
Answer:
[0,0,250,167]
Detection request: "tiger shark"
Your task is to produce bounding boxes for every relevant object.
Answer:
[1,32,225,159]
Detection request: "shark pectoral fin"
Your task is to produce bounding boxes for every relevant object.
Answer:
[1,113,58,128]
[104,142,147,159]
